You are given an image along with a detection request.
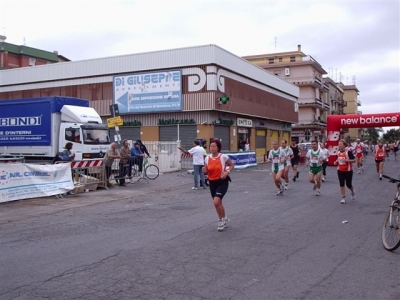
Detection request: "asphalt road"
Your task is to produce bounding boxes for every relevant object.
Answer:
[1,154,399,300]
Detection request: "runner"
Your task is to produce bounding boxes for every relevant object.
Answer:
[280,139,293,190]
[319,142,330,182]
[394,140,399,160]
[334,140,356,204]
[305,140,326,196]
[203,139,234,232]
[290,139,301,182]
[354,138,365,174]
[266,140,286,196]
[373,141,386,180]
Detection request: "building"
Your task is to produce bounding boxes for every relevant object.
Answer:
[243,45,332,143]
[325,77,347,139]
[340,83,361,140]
[0,35,69,70]
[0,44,299,161]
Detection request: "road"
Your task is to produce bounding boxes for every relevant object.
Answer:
[0,154,399,300]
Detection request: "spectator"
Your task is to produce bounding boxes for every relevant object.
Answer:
[136,139,151,157]
[61,142,75,161]
[178,140,206,190]
[131,142,145,175]
[119,140,132,187]
[104,143,120,187]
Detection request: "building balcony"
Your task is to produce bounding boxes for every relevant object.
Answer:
[289,76,323,88]
[292,120,327,130]
[357,99,362,106]
[298,98,330,111]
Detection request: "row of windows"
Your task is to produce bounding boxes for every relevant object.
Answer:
[268,56,296,64]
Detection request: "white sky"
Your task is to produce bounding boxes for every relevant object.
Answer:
[1,0,399,119]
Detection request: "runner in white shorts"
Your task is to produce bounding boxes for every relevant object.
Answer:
[267,140,286,195]
[280,139,293,190]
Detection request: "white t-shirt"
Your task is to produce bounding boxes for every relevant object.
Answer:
[189,145,206,165]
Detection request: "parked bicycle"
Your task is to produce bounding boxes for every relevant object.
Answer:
[132,156,159,180]
[381,174,400,251]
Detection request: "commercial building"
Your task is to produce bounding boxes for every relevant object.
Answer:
[0,44,299,160]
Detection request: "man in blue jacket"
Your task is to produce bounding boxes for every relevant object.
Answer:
[131,142,145,175]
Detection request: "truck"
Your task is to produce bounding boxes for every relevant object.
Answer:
[0,96,111,163]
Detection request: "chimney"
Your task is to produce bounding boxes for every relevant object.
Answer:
[0,35,6,42]
[297,44,301,52]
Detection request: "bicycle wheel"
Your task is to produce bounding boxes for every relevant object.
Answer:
[381,205,400,251]
[145,164,159,180]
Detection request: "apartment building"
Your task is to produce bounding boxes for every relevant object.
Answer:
[340,83,361,139]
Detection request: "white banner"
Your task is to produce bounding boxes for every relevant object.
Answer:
[0,163,74,203]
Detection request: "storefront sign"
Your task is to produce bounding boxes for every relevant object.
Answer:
[158,118,195,125]
[0,163,74,203]
[113,70,182,113]
[237,118,253,127]
[227,152,257,169]
[122,120,142,126]
[213,118,234,125]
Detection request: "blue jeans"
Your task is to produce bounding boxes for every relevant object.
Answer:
[193,164,205,188]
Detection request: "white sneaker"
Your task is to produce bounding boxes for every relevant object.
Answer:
[277,189,283,196]
[315,189,321,196]
[223,217,230,228]
[321,177,325,182]
[217,220,224,231]
[357,170,361,174]
[341,198,346,204]
[351,192,356,200]
[192,187,198,190]
[284,183,289,190]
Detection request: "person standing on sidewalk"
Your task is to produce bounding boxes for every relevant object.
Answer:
[202,139,234,231]
[319,142,330,182]
[290,139,301,182]
[306,140,326,196]
[178,140,206,190]
[104,142,120,187]
[266,140,286,196]
[119,140,132,187]
[334,140,356,204]
[373,141,386,180]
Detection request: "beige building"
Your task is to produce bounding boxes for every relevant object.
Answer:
[243,45,331,143]
[340,84,361,140]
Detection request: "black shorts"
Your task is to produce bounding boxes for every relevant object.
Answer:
[337,170,353,187]
[291,157,300,166]
[209,178,229,200]
[375,159,385,163]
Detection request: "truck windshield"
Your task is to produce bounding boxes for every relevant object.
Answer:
[82,129,110,145]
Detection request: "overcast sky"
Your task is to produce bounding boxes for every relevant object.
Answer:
[1,0,399,119]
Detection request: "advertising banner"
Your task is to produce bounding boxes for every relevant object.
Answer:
[0,101,52,146]
[227,152,257,169]
[0,163,74,203]
[113,70,182,113]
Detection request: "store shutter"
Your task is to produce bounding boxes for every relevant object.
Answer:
[213,126,230,151]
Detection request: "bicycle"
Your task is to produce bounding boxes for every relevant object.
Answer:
[132,156,159,180]
[381,174,400,251]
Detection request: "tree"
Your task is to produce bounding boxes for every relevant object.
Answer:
[382,128,400,142]
[362,127,383,142]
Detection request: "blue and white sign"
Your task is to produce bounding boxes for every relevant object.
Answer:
[0,163,74,202]
[113,70,182,113]
[227,152,257,169]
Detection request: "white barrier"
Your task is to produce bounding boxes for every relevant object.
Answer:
[0,163,74,203]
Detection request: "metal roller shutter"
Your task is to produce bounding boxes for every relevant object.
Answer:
[213,126,230,151]
[160,125,196,149]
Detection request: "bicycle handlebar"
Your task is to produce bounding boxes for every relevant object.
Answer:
[382,174,400,183]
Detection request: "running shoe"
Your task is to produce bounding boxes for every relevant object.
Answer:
[313,183,317,191]
[351,192,356,200]
[379,175,382,180]
[277,190,283,196]
[192,187,198,190]
[217,220,224,231]
[223,217,230,228]
[293,176,296,182]
[315,189,321,196]
[284,183,289,190]
[341,198,346,204]
[321,177,325,182]
[296,173,299,179]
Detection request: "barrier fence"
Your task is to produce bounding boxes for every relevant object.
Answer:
[0,155,25,164]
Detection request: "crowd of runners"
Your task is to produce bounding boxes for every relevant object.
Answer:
[266,138,399,204]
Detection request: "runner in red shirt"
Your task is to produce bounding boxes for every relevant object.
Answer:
[373,141,386,180]
[354,139,365,174]
[334,140,356,204]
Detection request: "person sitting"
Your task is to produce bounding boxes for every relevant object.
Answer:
[136,139,151,157]
[130,142,145,175]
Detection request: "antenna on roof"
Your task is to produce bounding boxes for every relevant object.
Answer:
[352,75,356,85]
[23,37,26,45]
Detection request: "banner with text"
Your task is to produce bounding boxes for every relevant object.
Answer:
[227,152,257,169]
[113,70,182,113]
[0,163,74,203]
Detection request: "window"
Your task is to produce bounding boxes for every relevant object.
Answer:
[65,128,81,143]
[290,56,295,62]
[279,57,283,62]
[268,58,274,64]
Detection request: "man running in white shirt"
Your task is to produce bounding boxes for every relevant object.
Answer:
[280,139,293,190]
[306,140,327,196]
[267,140,286,195]
[319,142,330,182]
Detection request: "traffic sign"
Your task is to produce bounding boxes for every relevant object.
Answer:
[107,116,123,128]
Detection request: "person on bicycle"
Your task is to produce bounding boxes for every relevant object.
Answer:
[131,142,146,176]
[136,140,151,158]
